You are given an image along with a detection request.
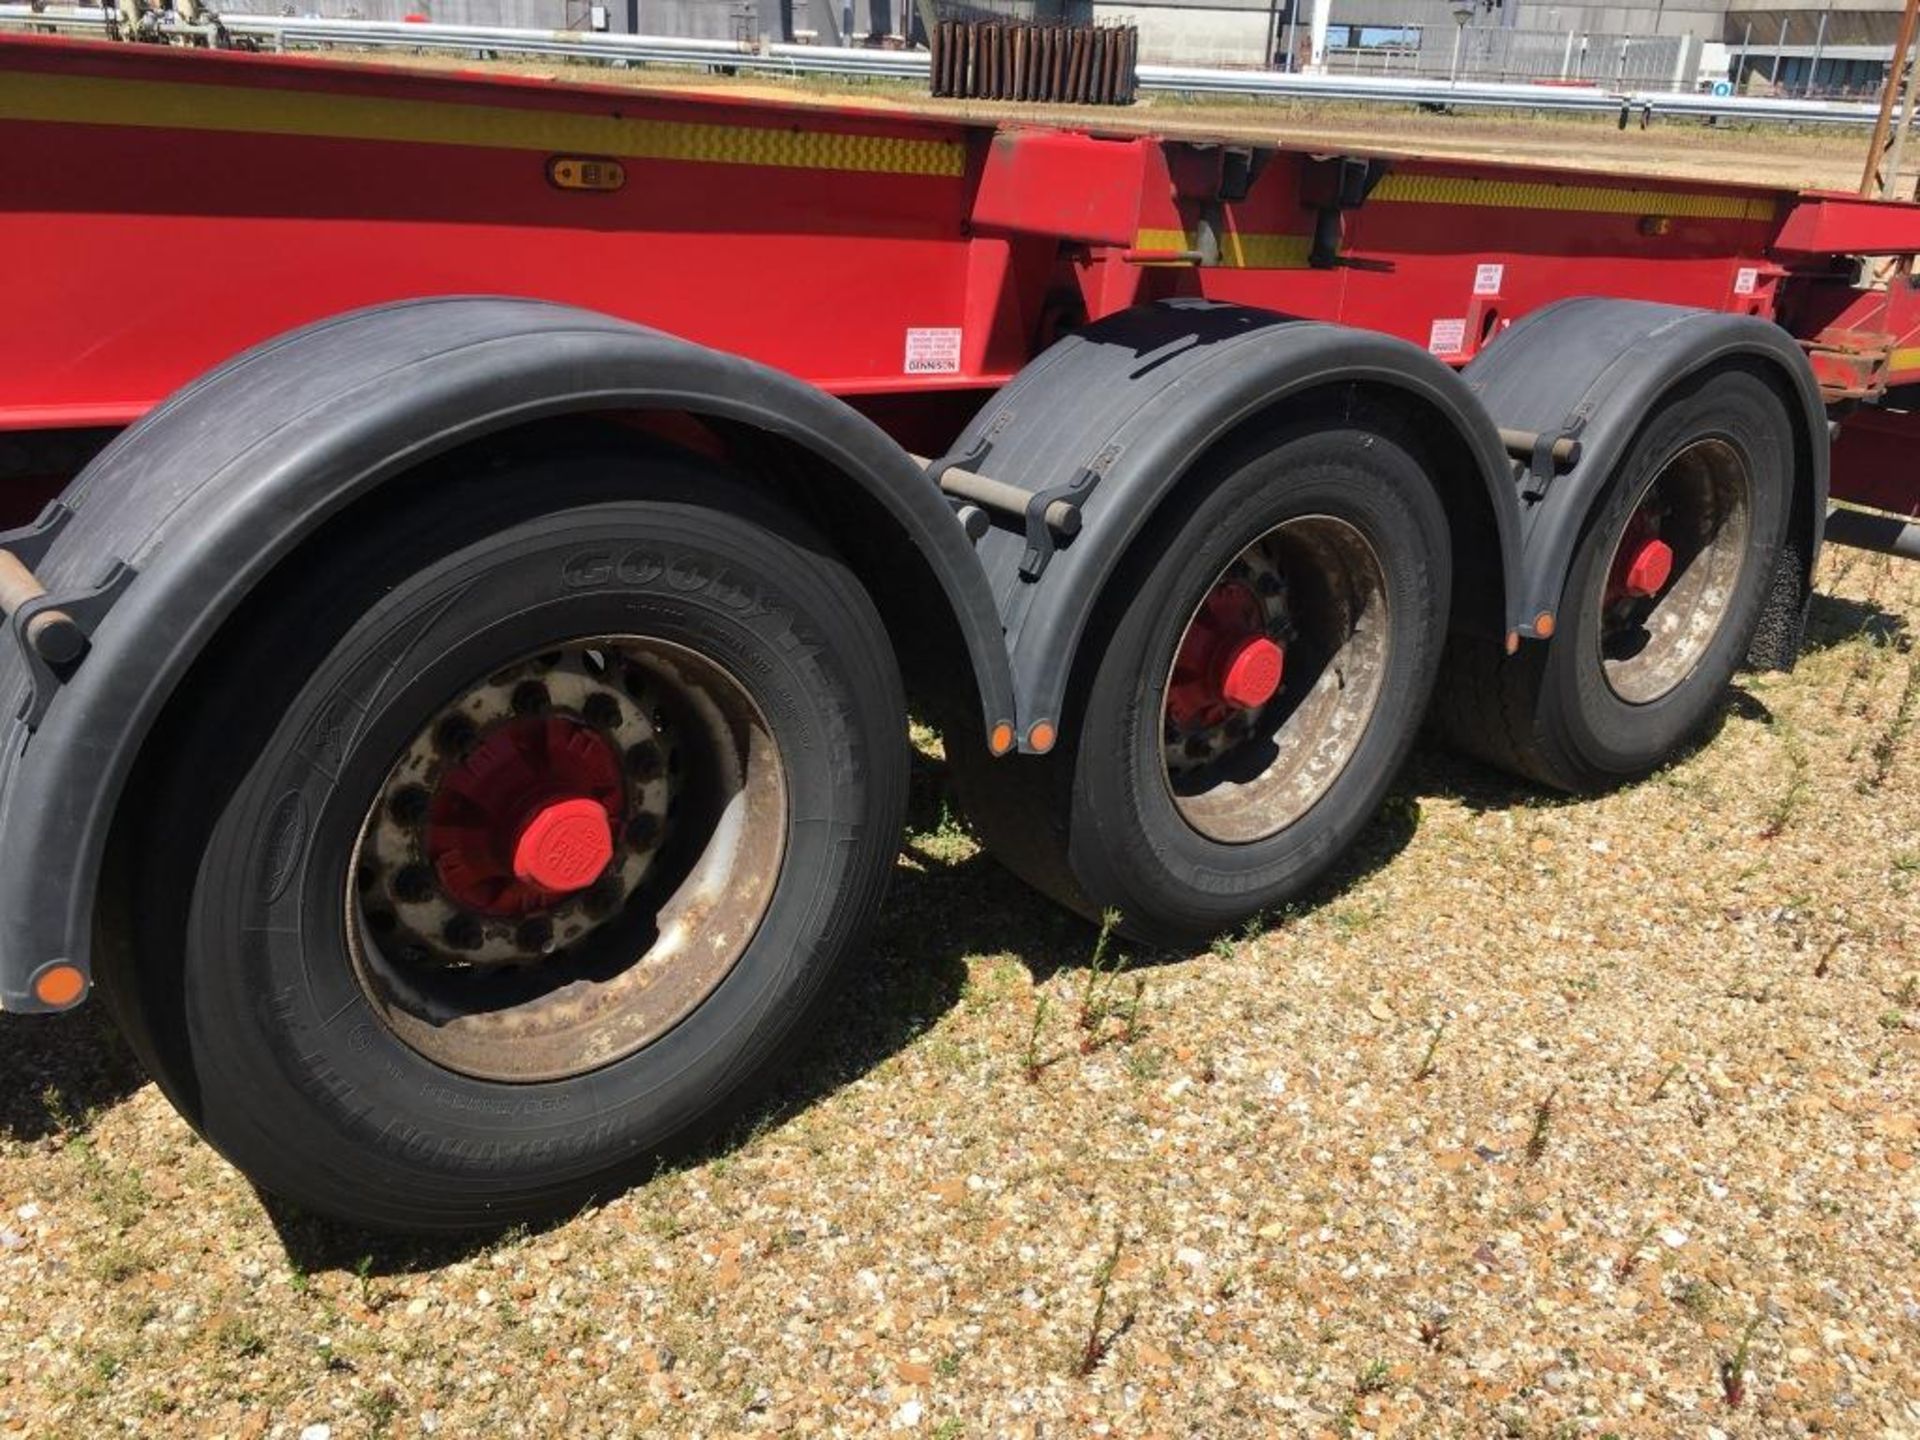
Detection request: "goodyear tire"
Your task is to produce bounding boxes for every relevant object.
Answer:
[951,415,1451,947]
[1435,364,1793,792]
[101,447,907,1231]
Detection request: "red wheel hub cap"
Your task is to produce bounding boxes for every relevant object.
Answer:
[1623,538,1674,598]
[1169,582,1285,731]
[427,716,625,915]
[1220,635,1285,710]
[513,798,615,893]
[1607,512,1674,604]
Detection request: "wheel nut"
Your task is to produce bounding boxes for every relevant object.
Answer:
[582,692,622,729]
[392,864,435,903]
[626,740,663,780]
[514,915,555,952]
[582,875,624,918]
[442,914,483,951]
[625,812,662,850]
[387,785,431,826]
[434,713,477,755]
[511,680,551,716]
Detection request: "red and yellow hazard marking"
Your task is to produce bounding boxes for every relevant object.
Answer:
[1132,227,1315,269]
[1130,170,1775,269]
[0,70,968,177]
[1371,172,1777,223]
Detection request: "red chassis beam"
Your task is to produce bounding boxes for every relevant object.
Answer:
[5,33,1920,520]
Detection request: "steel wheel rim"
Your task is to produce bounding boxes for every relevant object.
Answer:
[1596,437,1753,706]
[346,636,787,1083]
[1160,515,1392,845]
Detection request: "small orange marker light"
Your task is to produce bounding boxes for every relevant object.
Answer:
[33,964,86,1009]
[1505,630,1520,655]
[1027,721,1057,753]
[1534,610,1556,639]
[547,156,626,192]
[989,721,1016,755]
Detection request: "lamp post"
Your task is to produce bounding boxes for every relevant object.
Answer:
[1449,0,1475,85]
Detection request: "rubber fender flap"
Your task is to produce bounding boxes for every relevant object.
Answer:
[0,298,1015,1010]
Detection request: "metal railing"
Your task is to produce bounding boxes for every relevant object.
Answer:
[0,4,1889,127]
[1325,26,1693,90]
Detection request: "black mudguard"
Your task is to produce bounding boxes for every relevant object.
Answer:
[1463,298,1828,664]
[0,297,1015,1012]
[941,300,1526,745]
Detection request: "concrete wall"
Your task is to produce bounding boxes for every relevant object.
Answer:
[1092,0,1270,65]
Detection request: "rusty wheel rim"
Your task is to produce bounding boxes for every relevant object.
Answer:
[1596,438,1753,706]
[1160,516,1392,845]
[346,636,787,1083]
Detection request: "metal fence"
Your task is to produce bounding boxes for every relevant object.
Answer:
[1321,24,1694,90]
[0,4,1891,124]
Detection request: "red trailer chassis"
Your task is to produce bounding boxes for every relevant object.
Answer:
[2,34,1917,1229]
[5,37,1920,501]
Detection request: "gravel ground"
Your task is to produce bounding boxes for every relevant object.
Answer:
[1,545,1917,1439]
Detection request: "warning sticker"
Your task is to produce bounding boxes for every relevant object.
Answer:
[1428,317,1467,357]
[1473,262,1505,297]
[904,327,963,375]
[1732,267,1759,296]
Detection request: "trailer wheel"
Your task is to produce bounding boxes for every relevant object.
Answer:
[1436,365,1792,791]
[105,451,906,1231]
[954,416,1450,946]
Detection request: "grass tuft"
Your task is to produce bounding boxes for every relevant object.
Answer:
[1074,1231,1132,1377]
[1412,1020,1447,1082]
[1719,1313,1764,1408]
[1022,992,1051,1085]
[1524,1088,1559,1165]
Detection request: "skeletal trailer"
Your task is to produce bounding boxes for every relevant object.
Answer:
[2,35,1918,1228]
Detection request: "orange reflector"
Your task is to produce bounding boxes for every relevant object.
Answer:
[989,721,1016,755]
[1534,610,1556,639]
[1505,630,1520,655]
[1027,721,1056,753]
[33,964,85,1008]
[547,156,626,192]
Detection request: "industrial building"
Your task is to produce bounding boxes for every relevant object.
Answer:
[233,0,1909,96]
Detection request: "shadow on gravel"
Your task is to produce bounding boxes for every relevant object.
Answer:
[1422,682,1773,816]
[0,1005,144,1142]
[0,735,1464,1272]
[16,703,1753,1271]
[1802,589,1908,653]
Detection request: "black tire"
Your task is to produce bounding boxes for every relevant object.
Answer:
[100,448,907,1231]
[1435,364,1792,792]
[951,416,1451,947]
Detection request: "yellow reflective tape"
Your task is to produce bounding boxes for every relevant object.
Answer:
[0,71,967,177]
[1133,227,1314,269]
[1371,172,1777,223]
[1890,346,1920,371]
